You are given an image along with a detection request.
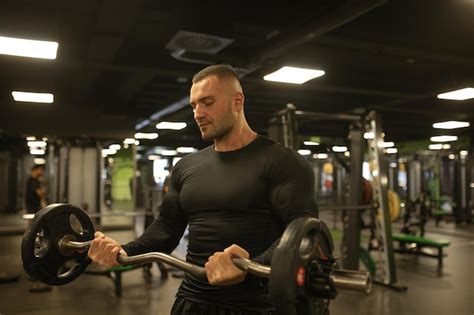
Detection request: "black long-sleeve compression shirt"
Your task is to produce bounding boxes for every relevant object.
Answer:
[122,135,318,310]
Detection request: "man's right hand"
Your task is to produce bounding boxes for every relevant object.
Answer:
[87,231,127,268]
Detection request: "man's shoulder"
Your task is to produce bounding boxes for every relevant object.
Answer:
[256,135,301,160]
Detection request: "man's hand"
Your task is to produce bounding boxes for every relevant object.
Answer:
[87,231,127,268]
[205,244,249,286]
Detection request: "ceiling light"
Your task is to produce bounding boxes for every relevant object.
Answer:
[429,144,443,150]
[156,122,187,130]
[430,135,458,142]
[123,138,136,144]
[27,141,47,147]
[313,153,328,159]
[442,144,451,149]
[109,144,121,151]
[344,151,350,157]
[0,35,58,59]
[448,154,456,159]
[263,66,325,84]
[161,150,177,156]
[437,87,474,100]
[177,147,197,153]
[460,150,468,156]
[304,141,319,146]
[134,132,158,140]
[34,158,46,165]
[386,148,398,154]
[364,132,375,140]
[30,149,45,155]
[332,146,347,153]
[433,121,470,129]
[148,155,160,160]
[383,142,395,148]
[12,91,54,103]
[298,149,311,156]
[26,136,36,141]
[101,149,117,157]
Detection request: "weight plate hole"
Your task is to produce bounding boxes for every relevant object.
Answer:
[34,228,49,258]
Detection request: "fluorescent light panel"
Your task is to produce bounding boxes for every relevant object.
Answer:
[12,91,54,103]
[27,141,47,147]
[432,121,470,129]
[109,144,121,151]
[123,138,136,144]
[263,66,325,84]
[30,149,45,155]
[298,149,311,156]
[177,147,196,153]
[332,146,347,153]
[33,158,46,165]
[304,141,319,146]
[430,135,458,142]
[437,87,474,100]
[386,148,398,154]
[313,153,328,159]
[134,133,158,140]
[161,150,177,156]
[156,122,187,130]
[0,35,58,59]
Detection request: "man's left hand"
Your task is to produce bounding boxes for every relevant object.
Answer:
[205,244,249,286]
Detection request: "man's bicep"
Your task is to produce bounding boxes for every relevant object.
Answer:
[269,153,318,223]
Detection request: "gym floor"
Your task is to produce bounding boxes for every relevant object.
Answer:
[0,212,473,315]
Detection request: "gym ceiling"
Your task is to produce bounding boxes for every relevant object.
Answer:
[0,0,473,150]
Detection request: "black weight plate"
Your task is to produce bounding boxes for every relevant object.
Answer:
[21,204,95,285]
[270,217,334,315]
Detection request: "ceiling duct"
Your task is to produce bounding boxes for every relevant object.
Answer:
[166,30,234,65]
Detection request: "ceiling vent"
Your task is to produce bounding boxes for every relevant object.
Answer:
[165,30,234,55]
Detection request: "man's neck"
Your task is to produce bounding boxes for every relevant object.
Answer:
[214,126,256,152]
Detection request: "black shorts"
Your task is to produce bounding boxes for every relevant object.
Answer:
[170,296,274,315]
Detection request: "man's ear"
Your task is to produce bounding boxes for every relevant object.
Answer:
[233,91,244,112]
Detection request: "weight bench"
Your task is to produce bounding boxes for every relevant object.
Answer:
[431,210,450,226]
[84,264,139,297]
[392,233,450,270]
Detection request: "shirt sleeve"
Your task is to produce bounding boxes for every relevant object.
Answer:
[122,166,188,256]
[252,148,318,265]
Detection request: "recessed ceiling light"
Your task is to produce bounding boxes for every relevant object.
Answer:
[313,153,329,159]
[161,150,178,156]
[297,149,311,156]
[156,122,187,130]
[12,91,54,103]
[437,87,474,100]
[134,133,158,140]
[363,132,375,139]
[109,144,121,151]
[123,138,136,144]
[430,135,458,142]
[177,147,197,153]
[0,35,58,59]
[432,121,470,129]
[332,146,347,152]
[263,66,325,84]
[429,144,443,150]
[27,141,47,147]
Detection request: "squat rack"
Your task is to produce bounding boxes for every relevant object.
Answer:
[268,104,399,288]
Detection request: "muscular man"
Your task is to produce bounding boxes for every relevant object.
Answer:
[88,64,318,314]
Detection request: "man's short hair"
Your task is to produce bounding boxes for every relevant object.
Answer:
[31,164,44,171]
[192,64,241,85]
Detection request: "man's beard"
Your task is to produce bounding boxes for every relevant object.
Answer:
[201,117,234,141]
